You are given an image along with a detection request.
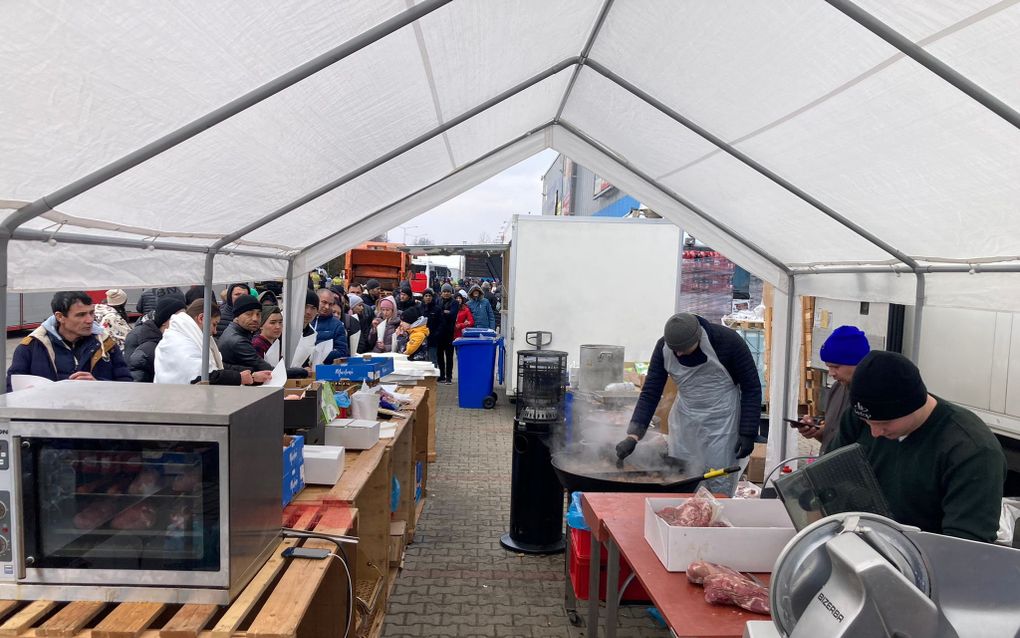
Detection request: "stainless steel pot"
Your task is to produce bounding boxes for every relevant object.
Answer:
[578,344,625,393]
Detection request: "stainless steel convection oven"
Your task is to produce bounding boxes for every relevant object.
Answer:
[0,382,282,603]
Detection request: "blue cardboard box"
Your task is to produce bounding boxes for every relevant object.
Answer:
[316,357,395,382]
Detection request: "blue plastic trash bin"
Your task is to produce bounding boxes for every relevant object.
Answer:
[453,336,503,409]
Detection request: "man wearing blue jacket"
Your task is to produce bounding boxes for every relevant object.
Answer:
[466,285,496,331]
[616,313,761,495]
[7,291,132,391]
[310,289,349,363]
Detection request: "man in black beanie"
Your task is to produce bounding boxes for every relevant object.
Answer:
[830,351,1005,542]
[616,312,762,496]
[217,294,273,373]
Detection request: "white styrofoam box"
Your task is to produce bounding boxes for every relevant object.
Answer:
[325,419,380,450]
[302,445,345,485]
[644,497,795,572]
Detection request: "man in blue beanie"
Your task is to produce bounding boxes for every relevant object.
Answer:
[797,325,870,454]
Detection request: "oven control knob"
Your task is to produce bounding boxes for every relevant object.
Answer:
[0,537,8,554]
[0,502,7,519]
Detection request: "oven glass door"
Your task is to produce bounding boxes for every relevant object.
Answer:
[20,438,220,571]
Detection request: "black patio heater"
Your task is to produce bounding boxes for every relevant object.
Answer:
[500,346,568,554]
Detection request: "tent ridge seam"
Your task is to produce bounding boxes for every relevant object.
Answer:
[553,0,615,123]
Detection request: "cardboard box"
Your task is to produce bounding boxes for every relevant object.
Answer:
[325,419,381,450]
[316,357,394,382]
[282,435,305,506]
[283,381,325,439]
[302,445,345,485]
[746,442,767,483]
[644,497,795,572]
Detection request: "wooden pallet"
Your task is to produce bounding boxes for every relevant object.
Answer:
[0,505,356,638]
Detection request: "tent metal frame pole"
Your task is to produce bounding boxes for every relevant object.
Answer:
[211,58,579,250]
[0,237,8,393]
[825,0,1020,131]
[556,121,792,278]
[200,252,215,383]
[780,274,796,462]
[583,59,920,271]
[552,0,615,122]
[792,264,1020,275]
[283,258,295,364]
[0,0,453,236]
[11,228,282,260]
[911,273,925,365]
[299,123,555,260]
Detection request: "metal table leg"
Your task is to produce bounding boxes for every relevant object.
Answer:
[605,539,620,638]
[587,531,601,638]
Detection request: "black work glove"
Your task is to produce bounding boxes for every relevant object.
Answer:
[615,437,637,460]
[734,434,756,459]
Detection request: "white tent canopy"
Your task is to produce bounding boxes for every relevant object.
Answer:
[3,1,1020,465]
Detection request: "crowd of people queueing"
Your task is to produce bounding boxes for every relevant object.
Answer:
[5,276,502,391]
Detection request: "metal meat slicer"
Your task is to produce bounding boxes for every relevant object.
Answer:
[745,444,1020,637]
[744,512,1020,637]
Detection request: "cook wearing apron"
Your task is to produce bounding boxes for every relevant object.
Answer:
[616,313,762,496]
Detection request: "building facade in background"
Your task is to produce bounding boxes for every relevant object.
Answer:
[541,154,641,217]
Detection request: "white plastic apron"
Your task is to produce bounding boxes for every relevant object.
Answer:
[662,327,741,496]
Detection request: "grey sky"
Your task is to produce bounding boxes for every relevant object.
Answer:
[389,149,558,245]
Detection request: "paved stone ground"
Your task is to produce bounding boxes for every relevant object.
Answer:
[382,380,670,638]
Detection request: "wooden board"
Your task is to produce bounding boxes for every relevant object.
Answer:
[91,602,165,638]
[36,601,105,637]
[0,601,56,636]
[158,604,218,638]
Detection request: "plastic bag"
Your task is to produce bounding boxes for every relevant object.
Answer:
[734,480,761,500]
[567,491,589,530]
[656,486,728,527]
[997,498,1020,546]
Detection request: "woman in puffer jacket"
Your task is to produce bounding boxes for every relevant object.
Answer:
[367,297,400,353]
[465,285,496,330]
[454,290,474,339]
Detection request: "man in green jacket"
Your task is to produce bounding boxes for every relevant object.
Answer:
[831,351,1006,543]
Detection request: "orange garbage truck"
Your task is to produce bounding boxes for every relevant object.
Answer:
[343,242,411,291]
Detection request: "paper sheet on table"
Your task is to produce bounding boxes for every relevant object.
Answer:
[290,333,316,367]
[263,360,288,388]
[310,340,333,366]
[379,385,413,401]
[10,375,54,392]
[379,423,397,440]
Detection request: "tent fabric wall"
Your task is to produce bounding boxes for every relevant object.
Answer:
[1,0,1019,308]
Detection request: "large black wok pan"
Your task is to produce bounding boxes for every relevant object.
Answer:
[551,452,740,493]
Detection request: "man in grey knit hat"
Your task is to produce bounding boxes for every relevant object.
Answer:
[616,312,761,495]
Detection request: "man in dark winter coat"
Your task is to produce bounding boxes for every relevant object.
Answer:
[309,289,349,363]
[124,294,186,382]
[135,287,182,315]
[396,283,417,312]
[216,283,250,335]
[420,288,440,365]
[218,294,274,373]
[434,284,460,383]
[7,291,132,390]
[616,313,761,496]
[362,279,381,308]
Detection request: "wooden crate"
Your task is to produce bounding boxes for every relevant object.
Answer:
[0,505,356,638]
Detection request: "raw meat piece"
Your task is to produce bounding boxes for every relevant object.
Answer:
[656,499,714,527]
[128,468,162,496]
[703,573,770,615]
[686,561,744,585]
[111,503,157,530]
[171,468,201,492]
[72,501,116,529]
[167,504,193,531]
